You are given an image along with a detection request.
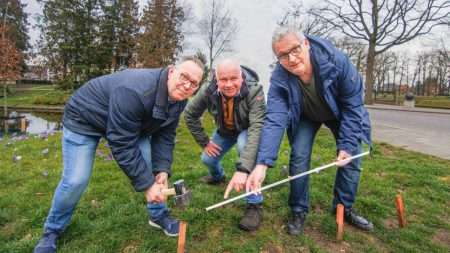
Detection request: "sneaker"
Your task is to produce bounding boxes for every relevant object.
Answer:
[287,212,307,235]
[239,203,263,231]
[344,208,374,231]
[148,210,180,237]
[33,231,59,253]
[199,175,226,185]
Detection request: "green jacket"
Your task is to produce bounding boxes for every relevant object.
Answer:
[184,66,266,173]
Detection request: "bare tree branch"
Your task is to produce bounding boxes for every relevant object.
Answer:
[198,0,238,69]
[308,0,449,103]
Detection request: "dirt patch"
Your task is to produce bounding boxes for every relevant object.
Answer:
[121,240,140,253]
[438,176,450,183]
[302,223,389,253]
[432,229,450,248]
[20,233,32,242]
[304,226,352,253]
[376,171,387,178]
[312,204,324,214]
[261,243,311,253]
[0,222,17,237]
[378,145,394,156]
[345,226,390,253]
[260,243,284,253]
[383,217,398,229]
[192,230,207,242]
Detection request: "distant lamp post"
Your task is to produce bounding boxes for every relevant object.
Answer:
[403,92,415,108]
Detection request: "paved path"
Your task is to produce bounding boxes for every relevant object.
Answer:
[367,104,450,160]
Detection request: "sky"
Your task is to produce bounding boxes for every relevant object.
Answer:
[23,0,449,87]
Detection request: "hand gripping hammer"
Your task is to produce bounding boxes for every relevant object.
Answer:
[161,179,192,208]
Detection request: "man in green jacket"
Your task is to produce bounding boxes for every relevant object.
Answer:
[184,58,266,231]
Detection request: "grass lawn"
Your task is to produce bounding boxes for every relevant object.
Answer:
[0,86,70,107]
[375,95,450,109]
[1,116,449,253]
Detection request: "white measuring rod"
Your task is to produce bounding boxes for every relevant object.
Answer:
[205,151,370,211]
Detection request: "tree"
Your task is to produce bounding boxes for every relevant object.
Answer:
[1,0,29,69]
[334,36,366,74]
[138,0,186,67]
[0,25,21,81]
[0,24,22,121]
[198,0,238,70]
[309,0,450,104]
[279,2,335,39]
[38,0,105,89]
[98,0,139,72]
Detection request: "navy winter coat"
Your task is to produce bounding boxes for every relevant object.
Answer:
[256,35,371,167]
[63,68,186,191]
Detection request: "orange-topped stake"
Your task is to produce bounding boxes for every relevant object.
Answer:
[336,204,344,241]
[395,194,407,228]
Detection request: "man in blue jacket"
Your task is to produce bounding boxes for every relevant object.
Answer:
[34,56,204,253]
[245,26,373,235]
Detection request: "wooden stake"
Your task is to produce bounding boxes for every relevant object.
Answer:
[336,204,344,241]
[20,118,26,132]
[395,194,406,228]
[177,221,187,253]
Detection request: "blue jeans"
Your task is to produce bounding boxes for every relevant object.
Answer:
[201,130,263,204]
[289,118,362,213]
[44,128,167,233]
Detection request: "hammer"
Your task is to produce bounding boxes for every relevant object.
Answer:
[161,179,192,208]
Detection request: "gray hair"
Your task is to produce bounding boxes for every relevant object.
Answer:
[178,55,205,71]
[271,25,306,54]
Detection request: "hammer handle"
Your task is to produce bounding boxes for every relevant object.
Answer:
[161,188,176,196]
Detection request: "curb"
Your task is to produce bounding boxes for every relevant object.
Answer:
[6,106,64,113]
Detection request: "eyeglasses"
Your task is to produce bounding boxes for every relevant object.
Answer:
[276,44,302,62]
[178,71,200,90]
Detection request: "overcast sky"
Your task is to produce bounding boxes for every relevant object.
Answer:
[24,0,449,87]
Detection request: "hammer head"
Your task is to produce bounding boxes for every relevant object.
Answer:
[172,179,192,208]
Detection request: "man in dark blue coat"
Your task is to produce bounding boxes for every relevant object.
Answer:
[34,57,204,253]
[245,26,373,235]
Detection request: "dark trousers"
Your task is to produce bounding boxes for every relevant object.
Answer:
[288,117,362,213]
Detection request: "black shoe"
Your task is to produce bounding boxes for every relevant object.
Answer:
[344,208,374,231]
[287,212,307,235]
[34,231,59,253]
[239,203,263,231]
[199,175,226,185]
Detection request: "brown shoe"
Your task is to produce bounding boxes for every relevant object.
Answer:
[239,203,263,231]
[199,175,226,185]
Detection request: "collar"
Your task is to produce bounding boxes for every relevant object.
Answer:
[153,67,171,119]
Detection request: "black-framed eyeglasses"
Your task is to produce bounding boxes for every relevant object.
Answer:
[179,72,200,89]
[276,44,302,62]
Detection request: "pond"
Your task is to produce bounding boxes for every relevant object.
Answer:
[0,110,62,137]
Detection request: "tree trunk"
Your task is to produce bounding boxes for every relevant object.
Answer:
[365,42,376,104]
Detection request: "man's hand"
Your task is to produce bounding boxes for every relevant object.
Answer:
[245,164,268,194]
[336,150,351,167]
[224,171,248,199]
[145,181,167,203]
[155,172,168,185]
[204,140,222,157]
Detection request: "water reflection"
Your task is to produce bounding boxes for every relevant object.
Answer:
[1,111,62,136]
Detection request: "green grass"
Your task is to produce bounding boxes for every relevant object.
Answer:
[0,86,70,106]
[1,116,449,253]
[415,97,450,109]
[375,95,450,109]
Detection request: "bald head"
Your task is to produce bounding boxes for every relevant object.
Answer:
[215,59,241,76]
[215,58,243,98]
